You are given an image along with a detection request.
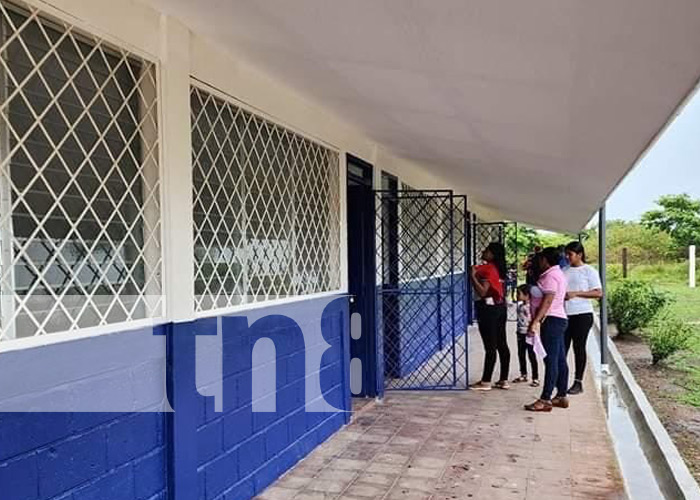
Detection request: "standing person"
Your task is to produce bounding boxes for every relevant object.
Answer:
[469,242,510,391]
[524,247,569,412]
[512,285,539,386]
[563,241,602,395]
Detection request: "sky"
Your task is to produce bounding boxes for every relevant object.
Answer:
[606,91,700,222]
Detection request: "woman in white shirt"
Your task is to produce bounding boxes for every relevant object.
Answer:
[563,241,602,395]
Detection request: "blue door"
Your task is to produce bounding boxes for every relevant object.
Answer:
[346,155,378,397]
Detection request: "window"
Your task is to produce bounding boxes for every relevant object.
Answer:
[0,1,161,340]
[190,84,340,312]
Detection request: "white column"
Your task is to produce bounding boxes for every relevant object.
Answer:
[690,245,696,289]
[159,16,195,322]
[338,152,349,293]
[0,17,15,340]
[139,63,161,318]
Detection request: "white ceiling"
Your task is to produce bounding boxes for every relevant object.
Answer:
[148,0,700,231]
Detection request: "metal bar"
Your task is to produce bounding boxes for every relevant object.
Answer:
[599,204,609,369]
[515,222,519,287]
[436,276,442,351]
[450,194,456,386]
[463,202,470,379]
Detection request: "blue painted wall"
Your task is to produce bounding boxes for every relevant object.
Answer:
[382,273,468,385]
[187,297,350,500]
[0,295,350,500]
[0,326,169,500]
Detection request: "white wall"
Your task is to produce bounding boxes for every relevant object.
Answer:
[28,0,472,329]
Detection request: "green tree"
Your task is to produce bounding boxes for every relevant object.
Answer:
[538,231,584,250]
[505,224,542,265]
[605,220,675,264]
[641,194,700,252]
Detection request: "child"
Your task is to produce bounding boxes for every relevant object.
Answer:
[512,284,539,387]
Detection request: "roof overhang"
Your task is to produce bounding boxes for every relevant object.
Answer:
[147,0,700,232]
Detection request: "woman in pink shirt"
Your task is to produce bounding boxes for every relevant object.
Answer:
[524,247,570,412]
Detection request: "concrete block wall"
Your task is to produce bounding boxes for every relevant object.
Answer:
[384,274,469,381]
[189,296,350,500]
[0,327,168,500]
[0,295,350,500]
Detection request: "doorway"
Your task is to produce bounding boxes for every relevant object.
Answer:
[346,155,378,398]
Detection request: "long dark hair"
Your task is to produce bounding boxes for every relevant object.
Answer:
[564,241,586,263]
[486,242,507,280]
[528,252,543,283]
[540,247,561,267]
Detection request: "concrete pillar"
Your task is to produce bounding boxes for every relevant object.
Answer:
[160,16,195,322]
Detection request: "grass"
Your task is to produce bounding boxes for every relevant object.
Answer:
[608,261,700,406]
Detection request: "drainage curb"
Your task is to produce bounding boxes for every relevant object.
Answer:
[601,325,700,499]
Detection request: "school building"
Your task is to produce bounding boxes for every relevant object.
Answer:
[1,1,700,499]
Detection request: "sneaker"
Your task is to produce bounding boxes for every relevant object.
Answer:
[493,380,510,390]
[470,381,492,391]
[552,396,570,409]
[568,381,583,395]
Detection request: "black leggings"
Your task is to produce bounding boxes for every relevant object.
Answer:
[564,312,594,381]
[517,334,538,379]
[476,302,509,382]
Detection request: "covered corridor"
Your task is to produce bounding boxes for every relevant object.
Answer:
[257,326,625,500]
[2,1,700,499]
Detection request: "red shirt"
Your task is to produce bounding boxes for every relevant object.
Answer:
[475,262,505,304]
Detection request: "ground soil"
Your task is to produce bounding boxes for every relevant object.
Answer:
[614,334,700,482]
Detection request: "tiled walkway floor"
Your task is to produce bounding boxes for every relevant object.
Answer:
[257,327,626,500]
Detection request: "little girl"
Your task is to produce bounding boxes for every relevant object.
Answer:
[512,285,539,387]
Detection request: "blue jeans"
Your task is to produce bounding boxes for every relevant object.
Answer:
[540,316,569,401]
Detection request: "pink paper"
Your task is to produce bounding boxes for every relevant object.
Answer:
[526,335,547,359]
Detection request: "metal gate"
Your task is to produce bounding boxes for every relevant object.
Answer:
[471,222,519,320]
[376,190,469,390]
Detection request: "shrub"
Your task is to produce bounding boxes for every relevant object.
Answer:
[643,311,695,365]
[608,280,672,335]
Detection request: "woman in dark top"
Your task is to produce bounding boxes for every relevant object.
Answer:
[469,242,510,391]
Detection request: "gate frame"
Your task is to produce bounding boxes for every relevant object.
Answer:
[375,189,469,391]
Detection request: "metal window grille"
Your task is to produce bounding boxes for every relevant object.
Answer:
[0,0,162,340]
[190,84,340,311]
[399,191,450,281]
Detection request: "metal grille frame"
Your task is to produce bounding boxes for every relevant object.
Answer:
[190,83,341,313]
[376,189,469,390]
[0,0,162,340]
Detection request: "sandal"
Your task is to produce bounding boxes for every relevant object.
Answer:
[524,399,552,412]
[512,375,528,383]
[469,381,492,391]
[530,379,540,387]
[493,380,510,390]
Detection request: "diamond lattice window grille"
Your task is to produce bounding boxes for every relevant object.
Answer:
[397,192,453,282]
[0,0,162,340]
[190,84,340,312]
